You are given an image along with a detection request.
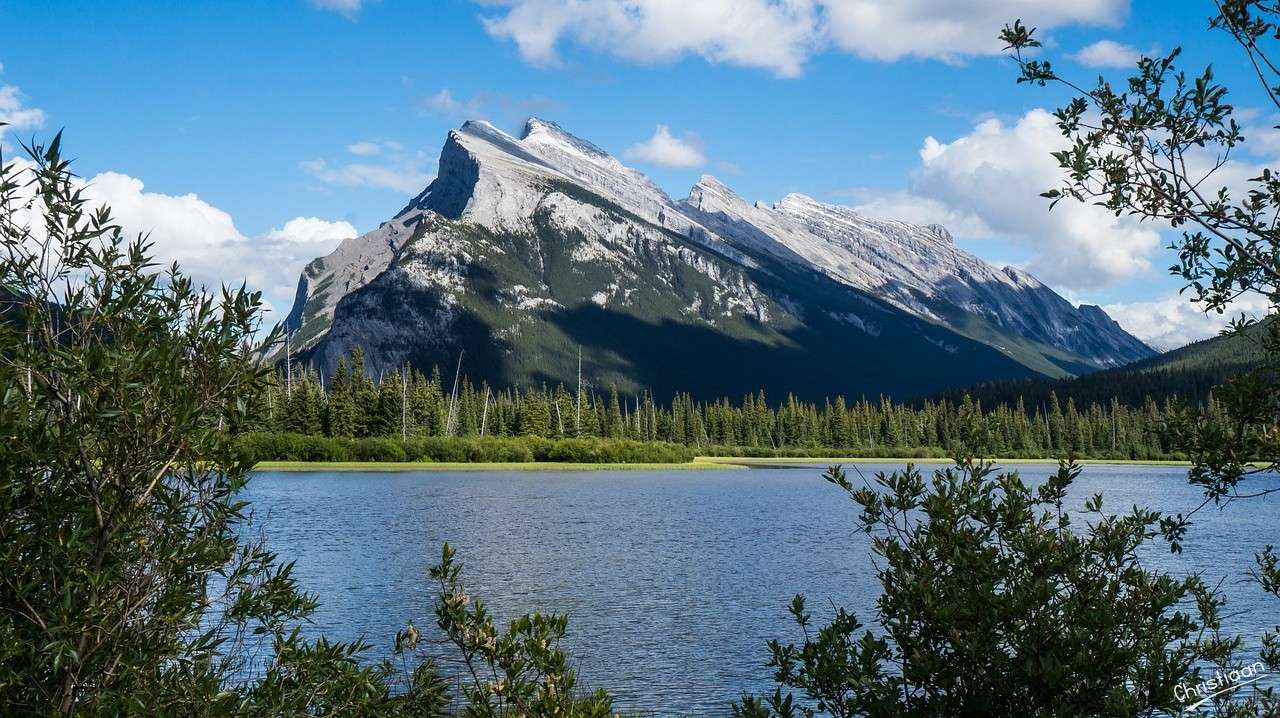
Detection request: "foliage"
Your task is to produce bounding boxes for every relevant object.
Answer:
[0,129,441,716]
[1002,5,1280,711]
[259,358,1205,460]
[393,544,615,718]
[735,460,1219,717]
[231,432,696,464]
[999,10,1280,494]
[0,133,612,716]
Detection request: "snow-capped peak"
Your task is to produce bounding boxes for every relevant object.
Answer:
[687,175,751,213]
[925,224,953,244]
[1000,265,1044,289]
[413,117,735,248]
[283,117,1152,374]
[520,117,612,161]
[693,174,735,193]
[776,192,824,212]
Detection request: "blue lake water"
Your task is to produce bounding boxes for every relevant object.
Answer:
[244,462,1280,714]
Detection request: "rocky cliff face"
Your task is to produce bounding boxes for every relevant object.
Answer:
[280,118,1152,400]
[679,176,1151,371]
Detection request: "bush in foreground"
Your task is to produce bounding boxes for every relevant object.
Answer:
[0,134,613,716]
[735,459,1222,717]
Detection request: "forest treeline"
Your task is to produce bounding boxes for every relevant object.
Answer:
[254,347,1204,460]
[930,364,1245,415]
[929,325,1264,411]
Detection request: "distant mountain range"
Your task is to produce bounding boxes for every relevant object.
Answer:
[929,318,1270,410]
[280,118,1153,401]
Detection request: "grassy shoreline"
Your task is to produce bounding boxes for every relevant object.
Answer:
[254,458,738,471]
[253,456,1193,472]
[698,456,1193,467]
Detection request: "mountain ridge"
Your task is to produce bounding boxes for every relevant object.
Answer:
[927,317,1271,410]
[279,118,1153,399]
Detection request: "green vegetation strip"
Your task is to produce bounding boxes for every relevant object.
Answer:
[698,456,1193,467]
[251,456,1192,472]
[255,458,734,472]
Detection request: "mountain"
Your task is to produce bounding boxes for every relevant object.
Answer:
[1127,317,1269,373]
[929,317,1271,410]
[280,118,1152,401]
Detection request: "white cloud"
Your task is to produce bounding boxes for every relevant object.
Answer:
[0,82,47,144]
[417,87,563,123]
[301,159,429,194]
[81,172,245,264]
[346,140,386,156]
[477,0,1128,76]
[622,125,706,168]
[1071,39,1143,68]
[854,108,1162,290]
[420,89,468,114]
[308,0,368,18]
[821,0,1126,64]
[247,218,357,316]
[842,189,993,238]
[301,139,431,194]
[1103,292,1270,350]
[480,0,819,77]
[263,216,358,245]
[79,172,356,319]
[1234,117,1280,159]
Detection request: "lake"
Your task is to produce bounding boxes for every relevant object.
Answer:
[244,462,1280,715]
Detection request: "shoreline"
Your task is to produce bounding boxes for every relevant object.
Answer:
[699,456,1192,467]
[253,458,738,472]
[253,456,1193,472]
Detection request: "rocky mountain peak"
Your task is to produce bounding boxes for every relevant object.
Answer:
[686,174,749,213]
[776,192,822,213]
[1000,265,1044,289]
[282,118,1154,379]
[520,117,613,160]
[925,224,953,244]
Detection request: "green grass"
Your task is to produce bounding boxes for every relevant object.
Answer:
[253,456,1193,471]
[254,458,735,472]
[698,456,1193,467]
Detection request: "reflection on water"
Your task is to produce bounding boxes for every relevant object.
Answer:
[243,462,1280,714]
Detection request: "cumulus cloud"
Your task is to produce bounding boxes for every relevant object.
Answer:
[301,140,431,194]
[1071,39,1144,68]
[262,216,358,246]
[481,0,819,76]
[854,108,1162,290]
[1103,292,1270,350]
[842,189,993,238]
[79,172,356,319]
[821,0,1126,63]
[476,0,1128,76]
[81,172,244,265]
[622,125,706,168]
[0,81,47,144]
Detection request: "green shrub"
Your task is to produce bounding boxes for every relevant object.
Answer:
[352,437,408,462]
[233,433,693,464]
[736,460,1221,717]
[0,135,617,715]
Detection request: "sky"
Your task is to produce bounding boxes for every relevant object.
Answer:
[1,0,1273,349]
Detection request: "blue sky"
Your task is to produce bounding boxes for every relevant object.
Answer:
[1,0,1271,348]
